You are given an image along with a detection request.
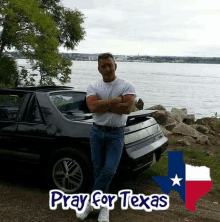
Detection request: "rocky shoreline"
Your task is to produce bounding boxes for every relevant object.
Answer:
[133,99,220,147]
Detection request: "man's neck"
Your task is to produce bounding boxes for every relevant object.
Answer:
[103,76,117,83]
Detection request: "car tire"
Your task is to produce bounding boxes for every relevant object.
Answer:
[45,148,93,194]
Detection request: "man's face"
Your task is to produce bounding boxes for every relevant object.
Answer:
[98,57,117,83]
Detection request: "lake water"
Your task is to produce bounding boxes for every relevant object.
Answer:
[16,59,220,120]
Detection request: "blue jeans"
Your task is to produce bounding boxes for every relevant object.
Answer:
[90,123,125,194]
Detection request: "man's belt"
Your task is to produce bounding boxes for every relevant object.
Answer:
[93,122,125,131]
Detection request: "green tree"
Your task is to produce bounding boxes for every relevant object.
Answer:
[0,0,86,87]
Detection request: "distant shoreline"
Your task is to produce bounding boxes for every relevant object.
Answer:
[5,51,220,64]
[15,58,220,65]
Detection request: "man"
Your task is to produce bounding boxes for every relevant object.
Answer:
[76,53,136,222]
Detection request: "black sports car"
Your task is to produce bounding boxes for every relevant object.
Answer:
[0,86,168,193]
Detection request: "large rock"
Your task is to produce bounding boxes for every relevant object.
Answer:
[191,124,208,134]
[180,108,187,115]
[191,124,216,135]
[172,122,202,138]
[183,136,196,144]
[176,135,196,146]
[171,108,187,120]
[195,117,220,131]
[152,110,173,126]
[207,134,220,145]
[196,135,210,145]
[171,113,182,124]
[147,105,166,111]
[183,115,195,125]
[152,109,186,126]
[165,121,178,131]
[159,125,172,137]
[135,98,144,110]
[177,137,191,146]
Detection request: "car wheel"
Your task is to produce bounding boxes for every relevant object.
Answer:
[46,148,93,194]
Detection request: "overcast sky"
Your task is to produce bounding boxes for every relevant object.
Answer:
[59,0,220,57]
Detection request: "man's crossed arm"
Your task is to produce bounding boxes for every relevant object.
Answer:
[108,94,135,114]
[86,94,135,115]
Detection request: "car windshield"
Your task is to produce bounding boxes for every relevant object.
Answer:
[49,92,90,113]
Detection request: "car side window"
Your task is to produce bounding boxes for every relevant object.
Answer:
[0,93,24,121]
[25,96,43,123]
[49,92,90,113]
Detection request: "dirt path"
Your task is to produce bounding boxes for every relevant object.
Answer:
[0,162,219,222]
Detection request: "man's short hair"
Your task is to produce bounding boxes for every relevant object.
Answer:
[98,53,115,62]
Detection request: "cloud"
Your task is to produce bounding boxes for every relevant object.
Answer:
[61,0,220,56]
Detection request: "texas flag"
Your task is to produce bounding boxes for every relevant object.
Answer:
[153,151,213,211]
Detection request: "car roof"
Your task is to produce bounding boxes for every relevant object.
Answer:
[0,86,77,93]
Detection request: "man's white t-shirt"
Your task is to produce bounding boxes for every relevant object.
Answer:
[86,76,136,127]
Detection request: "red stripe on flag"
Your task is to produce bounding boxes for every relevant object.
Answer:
[186,181,212,211]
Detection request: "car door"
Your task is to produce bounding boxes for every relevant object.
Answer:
[14,93,54,164]
[0,91,26,159]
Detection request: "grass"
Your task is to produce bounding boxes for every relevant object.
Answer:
[213,112,220,131]
[171,138,178,145]
[213,119,220,131]
[144,147,220,199]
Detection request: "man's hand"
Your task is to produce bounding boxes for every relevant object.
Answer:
[87,94,123,113]
[113,95,123,103]
[108,95,123,112]
[96,94,123,103]
[109,94,135,114]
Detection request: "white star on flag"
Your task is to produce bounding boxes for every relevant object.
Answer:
[170,174,183,186]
